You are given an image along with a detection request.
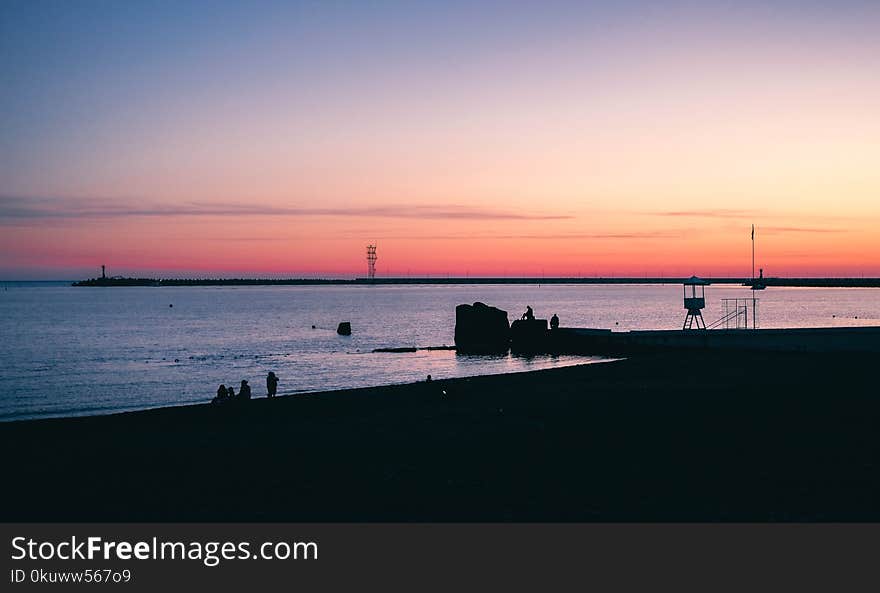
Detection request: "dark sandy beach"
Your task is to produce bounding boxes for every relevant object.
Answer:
[1,351,877,521]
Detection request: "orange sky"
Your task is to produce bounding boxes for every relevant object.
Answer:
[2,2,879,278]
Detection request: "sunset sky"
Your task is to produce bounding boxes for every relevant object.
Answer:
[2,1,879,279]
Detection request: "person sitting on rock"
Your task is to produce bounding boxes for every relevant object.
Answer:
[238,380,252,400]
[522,305,534,320]
[212,384,228,404]
[550,313,559,330]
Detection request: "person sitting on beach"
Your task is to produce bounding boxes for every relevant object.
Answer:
[212,384,228,404]
[227,386,235,399]
[522,305,534,321]
[550,314,559,330]
[266,372,279,398]
[238,379,252,400]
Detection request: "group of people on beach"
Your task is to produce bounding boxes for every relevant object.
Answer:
[212,371,279,404]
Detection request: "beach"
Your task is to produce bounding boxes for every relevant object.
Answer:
[1,350,877,522]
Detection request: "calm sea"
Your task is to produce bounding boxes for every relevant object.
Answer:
[1,282,879,422]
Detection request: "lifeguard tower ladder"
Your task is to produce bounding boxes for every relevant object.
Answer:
[682,275,708,330]
[709,298,759,330]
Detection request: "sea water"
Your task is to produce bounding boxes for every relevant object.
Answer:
[1,282,878,421]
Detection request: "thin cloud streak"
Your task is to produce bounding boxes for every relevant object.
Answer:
[384,231,684,240]
[656,209,760,219]
[760,226,845,234]
[199,231,683,242]
[0,196,571,222]
[652,209,858,226]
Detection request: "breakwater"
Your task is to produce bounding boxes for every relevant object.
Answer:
[453,302,880,355]
[548,326,880,355]
[72,276,880,287]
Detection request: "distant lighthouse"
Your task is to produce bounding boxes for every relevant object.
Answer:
[101,265,106,279]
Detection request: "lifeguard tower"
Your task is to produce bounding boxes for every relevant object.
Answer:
[682,275,709,330]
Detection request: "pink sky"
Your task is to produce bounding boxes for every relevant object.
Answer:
[2,2,879,278]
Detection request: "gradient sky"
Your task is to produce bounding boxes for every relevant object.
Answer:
[2,0,879,279]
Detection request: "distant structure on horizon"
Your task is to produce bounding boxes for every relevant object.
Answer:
[367,244,377,280]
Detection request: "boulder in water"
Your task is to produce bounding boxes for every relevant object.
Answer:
[337,321,352,335]
[454,302,510,353]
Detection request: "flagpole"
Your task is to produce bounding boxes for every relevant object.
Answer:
[751,224,756,329]
[751,224,755,282]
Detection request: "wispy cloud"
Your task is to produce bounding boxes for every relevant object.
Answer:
[760,226,845,234]
[656,209,759,219]
[193,230,681,243]
[0,196,571,222]
[260,231,679,241]
[651,209,851,233]
[385,231,682,240]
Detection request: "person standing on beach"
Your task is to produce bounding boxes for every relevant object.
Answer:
[266,372,279,398]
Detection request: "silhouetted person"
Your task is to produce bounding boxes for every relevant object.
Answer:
[227,386,235,399]
[522,305,534,320]
[266,372,278,398]
[426,374,432,382]
[213,384,228,404]
[550,313,559,330]
[239,380,252,400]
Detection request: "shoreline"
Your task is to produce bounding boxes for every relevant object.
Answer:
[1,351,878,521]
[0,357,613,425]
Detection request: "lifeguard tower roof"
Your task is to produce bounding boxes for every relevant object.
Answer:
[683,275,710,285]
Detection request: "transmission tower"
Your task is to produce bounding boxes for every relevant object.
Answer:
[366,244,377,280]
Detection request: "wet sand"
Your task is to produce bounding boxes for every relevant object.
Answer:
[1,351,877,521]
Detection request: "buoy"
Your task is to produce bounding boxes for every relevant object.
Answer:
[169,304,173,308]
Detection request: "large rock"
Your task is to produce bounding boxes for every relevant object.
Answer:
[454,302,510,353]
[510,318,549,353]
